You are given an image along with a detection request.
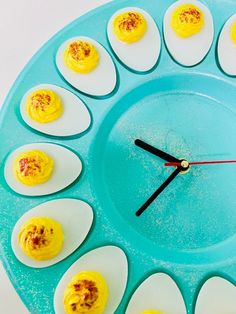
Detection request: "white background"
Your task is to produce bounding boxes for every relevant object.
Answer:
[0,1,110,313]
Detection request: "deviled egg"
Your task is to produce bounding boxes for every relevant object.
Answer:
[20,84,91,137]
[11,198,93,268]
[126,273,186,314]
[107,7,161,72]
[163,0,214,66]
[56,37,117,96]
[195,276,236,314]
[4,143,82,196]
[218,14,236,76]
[54,246,128,314]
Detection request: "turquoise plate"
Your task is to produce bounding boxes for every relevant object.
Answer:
[0,0,236,313]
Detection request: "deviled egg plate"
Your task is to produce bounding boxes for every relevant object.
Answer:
[0,0,236,314]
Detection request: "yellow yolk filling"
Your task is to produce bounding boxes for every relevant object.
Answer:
[171,4,204,38]
[18,217,64,261]
[64,40,100,74]
[63,271,108,314]
[113,11,147,44]
[26,89,63,123]
[141,310,165,314]
[230,22,236,44]
[13,150,54,186]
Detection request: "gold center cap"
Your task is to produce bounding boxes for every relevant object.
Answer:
[181,160,189,169]
[180,159,190,174]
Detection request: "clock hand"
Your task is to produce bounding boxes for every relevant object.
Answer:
[165,159,236,167]
[135,139,181,163]
[136,167,182,217]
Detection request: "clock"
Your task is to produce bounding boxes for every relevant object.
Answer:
[0,0,235,313]
[92,74,236,252]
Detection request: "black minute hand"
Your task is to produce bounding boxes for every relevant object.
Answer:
[136,167,182,216]
[135,139,181,163]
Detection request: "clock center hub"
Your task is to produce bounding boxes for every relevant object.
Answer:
[180,159,190,174]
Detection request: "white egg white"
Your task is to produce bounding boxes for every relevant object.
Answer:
[107,7,161,72]
[56,37,117,96]
[163,0,214,66]
[218,14,236,76]
[11,198,93,268]
[54,245,128,314]
[20,84,91,137]
[195,276,236,314]
[4,143,82,196]
[126,273,187,314]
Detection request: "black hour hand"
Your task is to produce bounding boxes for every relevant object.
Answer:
[135,139,181,163]
[136,167,181,216]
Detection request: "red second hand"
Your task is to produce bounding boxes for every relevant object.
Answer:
[165,160,236,167]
